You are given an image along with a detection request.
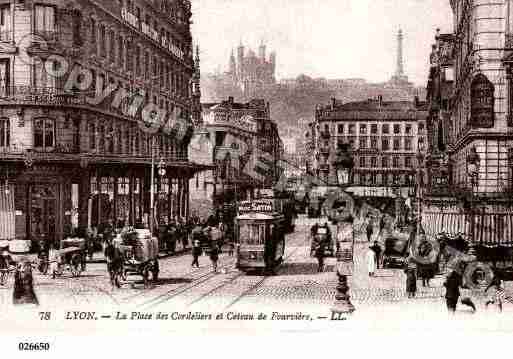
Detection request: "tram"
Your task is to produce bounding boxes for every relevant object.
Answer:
[236,199,286,273]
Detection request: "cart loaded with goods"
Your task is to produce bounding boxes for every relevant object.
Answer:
[115,228,160,287]
[42,238,87,278]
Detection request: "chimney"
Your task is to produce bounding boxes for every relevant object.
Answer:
[331,97,336,110]
[378,95,383,107]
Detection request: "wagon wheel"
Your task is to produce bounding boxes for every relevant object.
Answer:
[70,254,82,277]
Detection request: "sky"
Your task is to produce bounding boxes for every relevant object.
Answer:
[191,0,453,86]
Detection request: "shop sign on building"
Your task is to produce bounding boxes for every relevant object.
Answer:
[471,73,494,128]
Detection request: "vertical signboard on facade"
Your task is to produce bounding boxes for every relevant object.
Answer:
[470,73,494,128]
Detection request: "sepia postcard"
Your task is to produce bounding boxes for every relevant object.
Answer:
[0,0,513,355]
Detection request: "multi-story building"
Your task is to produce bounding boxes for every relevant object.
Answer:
[0,0,206,250]
[311,97,428,217]
[189,97,283,219]
[422,1,513,242]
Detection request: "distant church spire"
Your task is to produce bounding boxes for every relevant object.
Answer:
[396,28,404,77]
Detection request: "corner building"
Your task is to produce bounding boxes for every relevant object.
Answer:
[0,0,206,249]
[422,1,513,246]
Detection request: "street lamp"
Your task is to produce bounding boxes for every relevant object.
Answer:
[331,143,355,316]
[416,140,426,237]
[466,146,480,254]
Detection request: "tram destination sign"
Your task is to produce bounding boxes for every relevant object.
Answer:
[238,199,274,214]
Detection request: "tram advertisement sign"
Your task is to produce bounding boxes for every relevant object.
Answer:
[238,199,274,213]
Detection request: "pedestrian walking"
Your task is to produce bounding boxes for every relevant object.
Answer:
[366,246,377,277]
[443,267,476,314]
[0,250,13,286]
[366,219,373,242]
[485,276,505,312]
[314,236,327,273]
[209,240,219,273]
[191,237,201,268]
[370,240,382,269]
[404,257,417,298]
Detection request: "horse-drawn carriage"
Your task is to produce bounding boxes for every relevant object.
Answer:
[39,238,87,278]
[310,226,335,258]
[112,229,159,288]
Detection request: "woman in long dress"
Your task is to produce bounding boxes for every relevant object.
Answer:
[366,247,377,277]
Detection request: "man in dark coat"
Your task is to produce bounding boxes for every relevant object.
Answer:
[444,270,462,313]
[370,240,382,269]
[366,220,373,242]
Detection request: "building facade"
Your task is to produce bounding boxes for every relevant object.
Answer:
[189,97,283,219]
[0,0,205,249]
[311,97,428,217]
[422,0,513,244]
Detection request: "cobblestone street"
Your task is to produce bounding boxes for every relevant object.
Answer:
[3,220,513,326]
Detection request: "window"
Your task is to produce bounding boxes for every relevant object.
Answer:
[0,5,11,41]
[393,139,400,150]
[109,30,115,61]
[0,118,9,148]
[126,39,132,72]
[34,5,55,35]
[99,24,106,57]
[33,60,56,89]
[359,156,366,167]
[371,124,378,134]
[337,124,344,134]
[359,124,367,134]
[90,18,97,47]
[405,138,412,151]
[348,124,355,134]
[405,124,412,135]
[135,46,141,76]
[0,59,9,96]
[359,137,367,149]
[370,138,377,150]
[34,118,55,150]
[393,156,400,168]
[145,51,150,79]
[382,124,389,134]
[72,10,81,46]
[393,174,401,185]
[370,156,377,167]
[382,156,389,168]
[405,156,412,168]
[419,122,425,131]
[89,122,96,150]
[393,124,401,134]
[382,137,389,151]
[118,35,124,67]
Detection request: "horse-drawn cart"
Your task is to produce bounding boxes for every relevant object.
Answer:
[114,229,159,288]
[39,238,87,278]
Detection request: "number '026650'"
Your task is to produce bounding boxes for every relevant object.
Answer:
[18,343,50,351]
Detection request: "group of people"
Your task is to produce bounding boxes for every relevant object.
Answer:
[191,221,228,273]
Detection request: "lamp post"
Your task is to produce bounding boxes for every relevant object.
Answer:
[416,140,426,236]
[331,143,355,316]
[466,147,480,255]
